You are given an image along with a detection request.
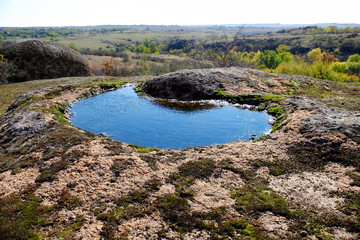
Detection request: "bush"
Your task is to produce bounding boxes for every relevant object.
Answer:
[274,59,310,76]
[347,62,360,75]
[331,62,349,73]
[102,59,133,76]
[259,50,282,69]
[307,48,322,62]
[347,54,360,63]
[319,52,338,63]
[347,54,360,75]
[310,61,332,79]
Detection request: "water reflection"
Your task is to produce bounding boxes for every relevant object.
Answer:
[70,87,272,149]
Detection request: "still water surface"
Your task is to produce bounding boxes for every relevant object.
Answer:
[70,87,272,149]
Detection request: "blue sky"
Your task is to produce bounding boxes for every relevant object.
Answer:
[1,0,359,27]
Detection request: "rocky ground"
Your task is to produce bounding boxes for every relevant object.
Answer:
[0,68,359,239]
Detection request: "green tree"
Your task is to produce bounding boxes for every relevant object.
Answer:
[134,45,148,53]
[307,48,322,62]
[259,50,282,69]
[276,44,291,53]
[324,26,337,34]
[331,62,349,73]
[144,38,150,48]
[148,42,159,54]
[346,54,360,75]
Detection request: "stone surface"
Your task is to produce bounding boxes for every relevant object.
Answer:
[0,69,359,239]
[0,40,89,82]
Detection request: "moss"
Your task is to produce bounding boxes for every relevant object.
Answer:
[0,195,53,240]
[214,88,286,106]
[214,88,226,97]
[97,81,125,89]
[33,104,70,125]
[219,158,256,181]
[166,158,215,197]
[232,183,291,217]
[134,86,143,92]
[116,189,150,207]
[157,194,195,233]
[287,145,360,172]
[169,175,195,197]
[267,106,284,117]
[99,178,162,223]
[140,155,158,170]
[58,216,85,238]
[130,144,159,153]
[42,88,64,99]
[97,207,125,223]
[348,172,360,187]
[110,158,133,177]
[56,189,83,210]
[208,206,227,220]
[271,111,289,132]
[341,192,360,232]
[49,104,71,125]
[254,135,271,142]
[178,158,215,179]
[30,125,90,183]
[252,159,289,176]
[224,218,258,238]
[260,94,286,102]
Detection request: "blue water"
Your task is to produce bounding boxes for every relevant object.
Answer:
[70,87,272,149]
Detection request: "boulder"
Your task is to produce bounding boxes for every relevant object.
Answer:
[142,69,226,100]
[0,40,89,82]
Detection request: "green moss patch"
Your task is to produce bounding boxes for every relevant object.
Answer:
[178,158,215,179]
[97,81,125,90]
[0,194,53,240]
[267,106,284,117]
[232,182,292,217]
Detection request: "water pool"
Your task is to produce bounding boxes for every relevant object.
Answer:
[70,87,273,149]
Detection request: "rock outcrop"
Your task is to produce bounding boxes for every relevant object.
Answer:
[142,69,225,100]
[142,67,307,100]
[0,70,359,239]
[0,40,90,82]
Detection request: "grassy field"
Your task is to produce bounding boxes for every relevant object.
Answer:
[13,29,220,51]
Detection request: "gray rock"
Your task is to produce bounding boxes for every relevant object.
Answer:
[142,69,225,100]
[0,40,90,82]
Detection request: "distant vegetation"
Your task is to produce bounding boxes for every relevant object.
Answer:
[1,24,360,83]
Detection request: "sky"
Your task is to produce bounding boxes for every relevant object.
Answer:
[0,0,359,27]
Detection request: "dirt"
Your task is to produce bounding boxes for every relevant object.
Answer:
[0,68,359,239]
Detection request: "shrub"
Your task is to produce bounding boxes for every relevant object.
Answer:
[258,50,282,69]
[310,61,332,79]
[102,59,133,76]
[331,62,349,73]
[347,54,360,63]
[274,59,310,76]
[347,54,360,75]
[307,48,322,62]
[319,52,338,63]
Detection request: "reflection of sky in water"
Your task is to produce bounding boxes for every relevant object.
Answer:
[70,87,273,149]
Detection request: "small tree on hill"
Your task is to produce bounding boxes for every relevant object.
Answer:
[192,26,245,68]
